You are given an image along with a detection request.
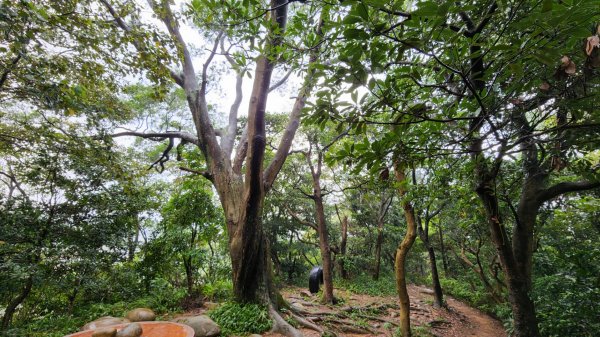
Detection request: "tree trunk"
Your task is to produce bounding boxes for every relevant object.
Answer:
[314,193,334,304]
[426,247,444,307]
[374,193,392,281]
[475,179,541,337]
[438,227,449,276]
[338,215,348,279]
[417,215,444,308]
[393,164,417,337]
[184,256,194,295]
[374,224,384,281]
[1,275,33,330]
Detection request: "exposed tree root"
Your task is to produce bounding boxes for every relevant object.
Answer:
[268,304,303,337]
[289,310,324,334]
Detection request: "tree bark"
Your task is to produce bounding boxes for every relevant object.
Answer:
[393,163,417,337]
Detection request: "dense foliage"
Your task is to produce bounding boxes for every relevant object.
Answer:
[1,0,599,336]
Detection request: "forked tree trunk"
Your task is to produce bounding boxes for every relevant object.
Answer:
[393,163,417,337]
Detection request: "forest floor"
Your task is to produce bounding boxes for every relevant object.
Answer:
[262,285,507,337]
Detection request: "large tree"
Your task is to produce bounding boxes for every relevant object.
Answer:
[97,1,330,334]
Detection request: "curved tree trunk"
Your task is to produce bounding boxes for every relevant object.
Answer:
[393,164,417,337]
[1,275,33,330]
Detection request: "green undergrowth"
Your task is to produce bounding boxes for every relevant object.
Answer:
[336,275,397,297]
[208,302,272,336]
[3,279,186,337]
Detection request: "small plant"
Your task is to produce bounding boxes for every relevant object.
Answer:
[208,302,272,336]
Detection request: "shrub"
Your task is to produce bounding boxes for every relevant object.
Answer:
[208,302,272,336]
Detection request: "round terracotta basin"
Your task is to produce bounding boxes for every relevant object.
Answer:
[64,321,195,337]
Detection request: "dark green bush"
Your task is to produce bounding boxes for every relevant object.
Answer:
[208,302,272,336]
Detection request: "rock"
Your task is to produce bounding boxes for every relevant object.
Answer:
[290,302,305,311]
[82,317,131,331]
[171,315,220,337]
[115,322,142,337]
[91,327,117,337]
[203,301,219,310]
[125,308,156,322]
[419,288,435,295]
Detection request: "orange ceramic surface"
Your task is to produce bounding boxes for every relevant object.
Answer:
[64,321,195,337]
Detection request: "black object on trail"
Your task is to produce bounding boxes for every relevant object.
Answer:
[309,266,324,293]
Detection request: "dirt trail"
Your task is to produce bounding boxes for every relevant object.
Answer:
[262,285,506,337]
[178,284,506,337]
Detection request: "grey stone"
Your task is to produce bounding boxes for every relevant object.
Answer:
[171,315,221,337]
[125,308,156,322]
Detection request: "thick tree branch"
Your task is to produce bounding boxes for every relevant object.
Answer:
[263,8,328,191]
[537,181,600,204]
[286,207,318,230]
[179,166,213,180]
[111,131,199,144]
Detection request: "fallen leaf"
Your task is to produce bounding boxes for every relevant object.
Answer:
[539,82,550,91]
[586,36,600,56]
[561,55,570,65]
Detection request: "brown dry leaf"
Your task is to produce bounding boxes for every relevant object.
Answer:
[560,55,576,75]
[539,82,550,91]
[565,61,576,74]
[586,36,600,56]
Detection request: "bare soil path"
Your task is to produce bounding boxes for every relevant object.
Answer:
[261,285,506,337]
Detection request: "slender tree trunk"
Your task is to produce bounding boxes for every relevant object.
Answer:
[374,193,392,281]
[438,227,449,276]
[393,164,417,337]
[1,275,33,330]
[417,215,444,307]
[426,247,444,307]
[338,215,348,279]
[374,225,384,281]
[314,193,334,304]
